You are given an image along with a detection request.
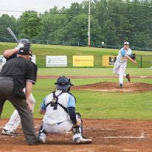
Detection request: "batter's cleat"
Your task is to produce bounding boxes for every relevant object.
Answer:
[126,74,131,82]
[1,129,17,136]
[73,134,92,144]
[119,84,123,88]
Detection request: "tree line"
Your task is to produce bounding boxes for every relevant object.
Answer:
[0,0,152,50]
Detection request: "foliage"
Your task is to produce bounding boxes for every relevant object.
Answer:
[18,11,42,39]
[0,0,152,49]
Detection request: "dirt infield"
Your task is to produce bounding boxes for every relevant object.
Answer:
[72,82,152,93]
[0,119,152,152]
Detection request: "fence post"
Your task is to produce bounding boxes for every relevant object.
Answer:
[140,55,142,68]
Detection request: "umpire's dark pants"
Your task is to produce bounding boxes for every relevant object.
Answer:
[0,77,37,144]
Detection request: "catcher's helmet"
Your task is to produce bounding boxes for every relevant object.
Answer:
[55,76,73,92]
[18,39,32,55]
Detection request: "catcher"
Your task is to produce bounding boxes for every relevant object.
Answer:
[113,41,136,88]
[38,76,92,144]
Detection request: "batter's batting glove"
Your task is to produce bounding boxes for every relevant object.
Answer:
[15,43,24,50]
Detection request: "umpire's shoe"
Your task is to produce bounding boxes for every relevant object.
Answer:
[126,74,131,82]
[1,129,17,136]
[28,138,43,145]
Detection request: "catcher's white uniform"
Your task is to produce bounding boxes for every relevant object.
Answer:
[113,47,132,85]
[38,76,92,144]
[40,90,75,134]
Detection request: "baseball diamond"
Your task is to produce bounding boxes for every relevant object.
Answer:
[1,0,152,151]
[0,41,152,151]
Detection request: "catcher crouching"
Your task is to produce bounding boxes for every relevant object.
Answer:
[38,76,92,144]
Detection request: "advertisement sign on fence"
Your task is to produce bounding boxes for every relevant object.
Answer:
[73,56,94,67]
[46,56,67,67]
[102,56,116,66]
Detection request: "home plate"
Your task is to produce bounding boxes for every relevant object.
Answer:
[103,132,145,139]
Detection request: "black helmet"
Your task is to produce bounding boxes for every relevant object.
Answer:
[18,39,32,55]
[55,76,73,92]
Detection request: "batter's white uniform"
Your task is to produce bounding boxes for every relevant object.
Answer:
[40,90,75,134]
[0,56,6,72]
[113,47,132,85]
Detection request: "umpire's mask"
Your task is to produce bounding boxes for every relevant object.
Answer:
[55,76,73,92]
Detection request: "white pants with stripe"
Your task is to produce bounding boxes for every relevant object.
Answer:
[43,120,73,134]
[113,61,127,85]
[3,93,36,132]
[39,115,83,143]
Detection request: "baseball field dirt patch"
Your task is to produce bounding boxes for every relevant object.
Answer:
[72,82,152,93]
[0,119,152,152]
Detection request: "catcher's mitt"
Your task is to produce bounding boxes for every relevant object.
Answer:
[129,53,136,60]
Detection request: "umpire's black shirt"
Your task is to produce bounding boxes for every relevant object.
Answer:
[0,56,36,90]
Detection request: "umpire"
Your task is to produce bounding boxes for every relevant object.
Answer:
[0,40,40,145]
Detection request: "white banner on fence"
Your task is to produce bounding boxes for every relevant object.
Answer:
[46,56,67,67]
[31,55,36,63]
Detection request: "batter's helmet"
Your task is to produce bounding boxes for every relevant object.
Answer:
[55,76,73,92]
[18,39,32,55]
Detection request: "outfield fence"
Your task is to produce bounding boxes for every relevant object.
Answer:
[0,54,149,68]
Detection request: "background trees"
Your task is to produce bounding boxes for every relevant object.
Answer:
[0,0,152,49]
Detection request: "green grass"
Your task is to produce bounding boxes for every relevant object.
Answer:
[0,42,152,68]
[1,68,152,120]
[38,68,152,76]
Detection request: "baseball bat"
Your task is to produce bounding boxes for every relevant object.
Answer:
[7,27,18,43]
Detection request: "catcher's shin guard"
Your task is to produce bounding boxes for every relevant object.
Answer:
[72,113,92,144]
[38,125,47,143]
